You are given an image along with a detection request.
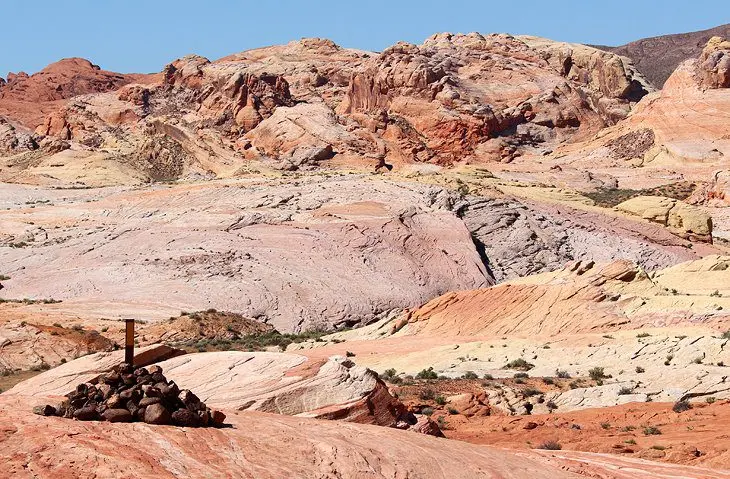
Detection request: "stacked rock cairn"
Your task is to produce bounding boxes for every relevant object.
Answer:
[33,362,226,427]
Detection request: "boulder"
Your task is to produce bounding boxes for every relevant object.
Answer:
[144,403,171,425]
[171,408,200,427]
[32,404,56,416]
[102,408,133,423]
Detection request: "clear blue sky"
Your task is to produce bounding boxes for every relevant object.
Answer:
[2,0,729,75]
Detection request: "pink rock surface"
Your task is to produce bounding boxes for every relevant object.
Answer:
[1,394,728,479]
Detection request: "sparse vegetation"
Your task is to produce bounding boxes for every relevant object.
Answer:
[435,395,447,406]
[448,407,459,415]
[721,330,730,340]
[618,386,634,395]
[672,400,692,413]
[651,445,666,451]
[635,366,645,373]
[419,388,436,401]
[546,400,558,412]
[542,377,555,385]
[421,407,434,416]
[523,388,542,397]
[503,358,534,371]
[536,440,562,450]
[555,369,571,379]
[0,297,61,304]
[636,332,651,338]
[415,367,439,380]
[706,397,717,404]
[483,373,494,380]
[513,372,529,379]
[461,371,478,380]
[588,367,607,381]
[692,356,704,364]
[0,275,10,281]
[178,329,334,353]
[601,422,611,430]
[624,439,637,445]
[643,426,662,436]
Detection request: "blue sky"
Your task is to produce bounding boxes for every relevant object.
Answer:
[2,0,729,75]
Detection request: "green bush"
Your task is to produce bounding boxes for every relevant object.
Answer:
[415,367,439,380]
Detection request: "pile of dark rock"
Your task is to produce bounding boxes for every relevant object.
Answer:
[33,362,226,427]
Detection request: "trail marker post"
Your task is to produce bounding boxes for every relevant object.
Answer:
[124,318,135,365]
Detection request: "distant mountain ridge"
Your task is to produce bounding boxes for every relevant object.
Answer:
[594,23,730,88]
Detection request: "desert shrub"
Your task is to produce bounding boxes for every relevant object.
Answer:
[537,440,562,450]
[415,367,439,380]
[588,367,607,381]
[435,396,447,406]
[448,408,459,415]
[345,351,355,357]
[651,445,666,451]
[523,388,542,397]
[618,386,634,395]
[421,407,434,416]
[382,368,397,379]
[721,330,730,339]
[620,425,636,432]
[555,369,571,379]
[625,439,637,445]
[643,426,662,436]
[601,422,611,430]
[568,380,581,389]
[672,400,692,413]
[692,356,703,364]
[503,358,534,371]
[419,388,436,401]
[513,372,529,379]
[635,366,645,373]
[546,400,558,412]
[636,332,651,338]
[542,377,555,385]
[483,373,494,380]
[461,371,478,380]
[706,397,717,404]
[514,378,525,384]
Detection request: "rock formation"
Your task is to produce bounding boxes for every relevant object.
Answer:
[595,23,730,87]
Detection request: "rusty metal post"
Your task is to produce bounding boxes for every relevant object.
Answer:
[124,318,135,365]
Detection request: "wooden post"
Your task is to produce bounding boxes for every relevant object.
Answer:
[124,319,135,365]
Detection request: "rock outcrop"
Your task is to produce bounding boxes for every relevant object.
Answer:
[10,349,438,434]
[595,23,730,87]
[0,178,490,333]
[698,36,730,88]
[615,196,713,242]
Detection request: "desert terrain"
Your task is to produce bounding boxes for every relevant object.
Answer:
[1,21,730,478]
